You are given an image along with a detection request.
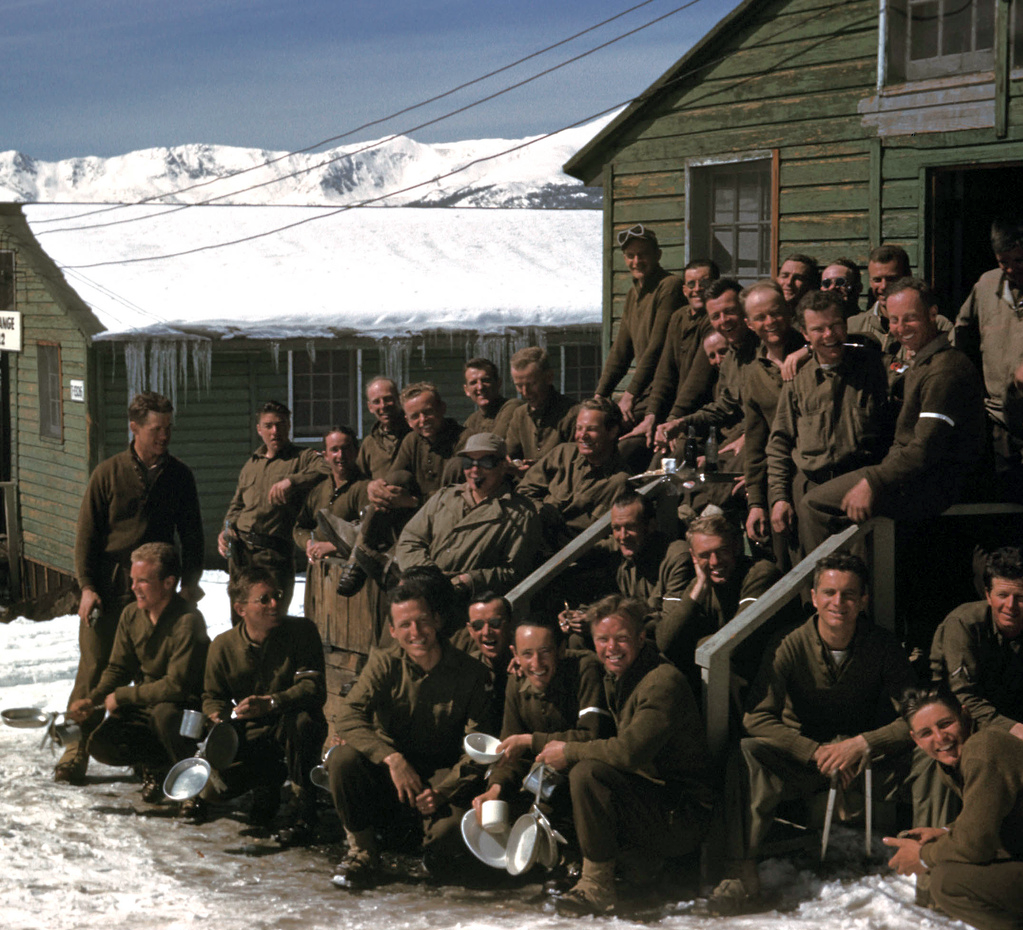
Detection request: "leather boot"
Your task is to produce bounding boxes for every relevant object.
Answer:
[556,857,616,916]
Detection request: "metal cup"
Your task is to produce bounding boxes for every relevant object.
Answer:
[179,709,205,740]
[662,457,678,474]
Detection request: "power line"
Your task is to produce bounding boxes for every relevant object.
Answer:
[38,0,708,237]
[55,0,854,274]
[30,0,679,228]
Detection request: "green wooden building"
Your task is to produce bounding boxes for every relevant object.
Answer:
[564,0,1023,351]
[0,203,601,601]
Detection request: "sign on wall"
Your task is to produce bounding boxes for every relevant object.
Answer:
[0,311,22,352]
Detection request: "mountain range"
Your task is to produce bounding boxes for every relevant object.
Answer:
[0,116,613,209]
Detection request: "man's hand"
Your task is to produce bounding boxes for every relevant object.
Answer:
[898,826,949,844]
[104,692,119,714]
[770,500,795,536]
[233,695,273,719]
[536,740,569,771]
[385,752,424,806]
[654,418,684,451]
[496,733,532,764]
[617,391,635,425]
[813,735,869,787]
[179,582,205,605]
[78,588,101,624]
[509,458,534,479]
[1014,358,1023,390]
[781,346,810,382]
[558,608,586,635]
[367,480,417,511]
[688,553,709,603]
[472,784,502,823]
[217,530,232,559]
[882,835,927,876]
[68,698,95,723]
[306,539,337,562]
[721,434,744,457]
[620,413,655,447]
[841,478,875,523]
[268,478,293,505]
[415,787,440,816]
[746,506,770,543]
[208,712,223,725]
[1010,721,1023,741]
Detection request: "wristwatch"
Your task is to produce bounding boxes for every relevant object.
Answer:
[268,695,280,713]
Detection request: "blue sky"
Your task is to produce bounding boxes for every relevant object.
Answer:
[3,0,744,160]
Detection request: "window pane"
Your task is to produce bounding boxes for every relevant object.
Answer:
[38,344,62,440]
[910,1,940,60]
[711,230,734,276]
[975,0,995,51]
[738,174,759,223]
[942,0,972,56]
[712,179,735,223]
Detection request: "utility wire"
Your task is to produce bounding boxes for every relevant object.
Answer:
[31,0,681,227]
[55,0,856,280]
[38,0,708,237]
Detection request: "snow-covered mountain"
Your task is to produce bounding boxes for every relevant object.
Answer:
[0,116,612,208]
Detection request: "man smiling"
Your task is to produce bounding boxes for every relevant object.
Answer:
[711,553,915,913]
[800,279,984,552]
[595,225,683,428]
[471,615,608,837]
[518,397,630,550]
[395,432,540,598]
[766,289,889,559]
[536,595,713,915]
[328,570,491,889]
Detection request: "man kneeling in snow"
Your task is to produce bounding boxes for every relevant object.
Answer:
[68,543,208,812]
[202,567,327,841]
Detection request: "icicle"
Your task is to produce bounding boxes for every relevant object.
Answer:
[381,337,412,388]
[270,341,280,371]
[122,337,212,409]
[178,341,189,397]
[305,340,316,366]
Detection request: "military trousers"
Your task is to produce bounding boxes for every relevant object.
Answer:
[569,758,711,863]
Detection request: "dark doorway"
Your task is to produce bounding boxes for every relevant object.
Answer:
[927,163,1023,315]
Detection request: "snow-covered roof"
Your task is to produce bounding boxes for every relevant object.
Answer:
[22,204,603,341]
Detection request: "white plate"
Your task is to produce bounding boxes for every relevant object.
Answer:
[460,809,509,869]
[463,732,503,764]
[505,814,540,875]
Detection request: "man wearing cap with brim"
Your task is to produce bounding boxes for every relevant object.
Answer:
[595,225,685,433]
[394,432,542,599]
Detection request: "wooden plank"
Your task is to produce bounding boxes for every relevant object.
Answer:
[781,183,869,213]
[780,212,870,240]
[612,172,685,199]
[779,155,871,187]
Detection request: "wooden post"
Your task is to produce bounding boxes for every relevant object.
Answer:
[1,481,21,599]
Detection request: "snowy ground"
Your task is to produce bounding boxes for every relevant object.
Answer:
[0,572,962,930]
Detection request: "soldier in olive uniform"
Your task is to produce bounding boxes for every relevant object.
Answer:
[537,595,715,916]
[329,570,492,889]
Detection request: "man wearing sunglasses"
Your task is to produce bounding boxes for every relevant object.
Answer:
[394,432,541,601]
[819,259,863,317]
[595,225,685,433]
[202,567,328,843]
[452,593,514,729]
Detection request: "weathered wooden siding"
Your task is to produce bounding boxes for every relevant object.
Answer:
[580,0,1023,368]
[10,259,91,578]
